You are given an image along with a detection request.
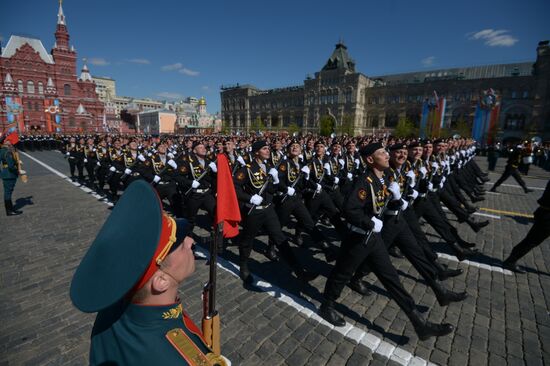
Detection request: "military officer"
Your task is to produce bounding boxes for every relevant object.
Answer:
[490,144,533,193]
[1,137,23,216]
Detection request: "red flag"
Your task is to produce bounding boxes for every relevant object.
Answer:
[5,131,20,145]
[215,153,241,238]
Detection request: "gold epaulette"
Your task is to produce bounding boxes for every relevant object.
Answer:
[366,176,373,183]
[165,328,226,366]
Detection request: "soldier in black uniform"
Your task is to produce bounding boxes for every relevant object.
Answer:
[94,139,110,196]
[65,136,85,182]
[120,139,147,187]
[319,142,454,340]
[490,144,533,193]
[233,140,317,288]
[84,137,97,188]
[503,179,550,273]
[179,141,217,233]
[107,139,125,202]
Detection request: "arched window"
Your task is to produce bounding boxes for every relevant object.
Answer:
[38,82,44,94]
[27,81,35,94]
[18,80,24,93]
[64,84,71,96]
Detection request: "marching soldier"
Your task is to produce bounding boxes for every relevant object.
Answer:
[94,139,110,196]
[107,139,125,202]
[1,136,24,216]
[84,137,98,188]
[318,142,454,340]
[65,136,85,183]
[490,143,533,193]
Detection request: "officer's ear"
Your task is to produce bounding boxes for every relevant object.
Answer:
[366,155,375,165]
[151,271,171,294]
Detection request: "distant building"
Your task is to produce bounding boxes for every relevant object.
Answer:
[138,109,177,134]
[0,2,104,133]
[221,41,550,142]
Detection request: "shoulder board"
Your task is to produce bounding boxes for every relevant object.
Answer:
[165,328,213,366]
[366,176,373,183]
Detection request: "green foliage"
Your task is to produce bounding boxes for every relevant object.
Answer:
[287,122,300,135]
[250,117,265,132]
[393,117,418,138]
[220,120,230,134]
[319,115,334,136]
[335,114,354,136]
[439,128,452,138]
[454,119,471,138]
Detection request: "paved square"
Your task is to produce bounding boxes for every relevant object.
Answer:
[1,150,548,365]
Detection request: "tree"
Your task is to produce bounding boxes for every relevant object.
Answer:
[335,114,354,136]
[287,122,300,135]
[393,117,418,138]
[250,117,264,132]
[319,115,334,136]
[220,120,230,134]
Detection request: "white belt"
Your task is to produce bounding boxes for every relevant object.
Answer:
[385,210,399,216]
[347,223,367,235]
[193,188,210,193]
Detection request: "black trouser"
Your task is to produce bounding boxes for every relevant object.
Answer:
[156,182,184,218]
[414,194,458,244]
[323,232,416,315]
[108,172,123,198]
[492,166,528,190]
[439,189,470,222]
[488,157,498,171]
[328,188,345,212]
[275,195,324,244]
[239,205,302,271]
[68,157,84,180]
[446,174,470,207]
[96,166,108,192]
[184,191,215,232]
[85,159,97,185]
[403,208,439,262]
[306,191,347,239]
[507,208,550,263]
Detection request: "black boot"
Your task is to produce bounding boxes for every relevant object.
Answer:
[318,241,337,263]
[450,242,478,261]
[239,263,255,286]
[318,300,346,327]
[265,242,280,261]
[348,277,372,296]
[5,200,22,216]
[457,237,477,248]
[470,195,485,203]
[489,186,497,193]
[466,218,489,233]
[431,279,468,306]
[294,268,318,283]
[388,246,404,259]
[408,309,454,341]
[524,187,533,193]
[464,204,478,214]
[433,261,463,281]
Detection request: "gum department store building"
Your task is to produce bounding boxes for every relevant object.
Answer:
[221,41,550,142]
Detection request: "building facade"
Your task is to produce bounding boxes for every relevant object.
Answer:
[0,2,104,133]
[221,41,550,142]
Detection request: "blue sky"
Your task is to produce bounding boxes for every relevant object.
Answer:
[1,0,549,113]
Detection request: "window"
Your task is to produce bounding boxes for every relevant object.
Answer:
[34,102,39,111]
[38,82,44,94]
[27,81,35,94]
[511,90,517,99]
[69,116,76,127]
[522,90,529,98]
[64,84,71,95]
[18,80,24,93]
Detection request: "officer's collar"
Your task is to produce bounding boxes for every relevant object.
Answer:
[125,301,182,325]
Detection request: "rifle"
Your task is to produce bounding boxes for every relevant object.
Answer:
[152,151,186,186]
[202,222,223,359]
[280,163,305,204]
[119,152,143,181]
[311,160,326,199]
[184,158,217,195]
[13,150,28,183]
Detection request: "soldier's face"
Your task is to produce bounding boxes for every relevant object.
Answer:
[347,144,355,154]
[368,148,390,170]
[257,146,270,160]
[423,144,433,156]
[194,144,206,156]
[158,144,167,154]
[129,142,138,150]
[391,149,408,165]
[315,144,325,156]
[163,236,196,283]
[224,141,235,153]
[289,143,301,157]
[332,145,341,155]
[409,147,423,160]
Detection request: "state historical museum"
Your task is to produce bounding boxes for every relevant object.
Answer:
[0,2,104,134]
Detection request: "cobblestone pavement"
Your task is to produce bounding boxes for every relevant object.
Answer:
[1,151,549,366]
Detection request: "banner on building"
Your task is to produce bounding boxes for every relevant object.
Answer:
[44,99,61,133]
[422,91,446,138]
[472,89,500,144]
[4,96,24,133]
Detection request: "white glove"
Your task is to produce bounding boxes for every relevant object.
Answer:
[66,152,70,156]
[138,154,146,162]
[323,162,332,175]
[167,152,175,159]
[428,182,434,191]
[19,169,27,175]
[431,162,439,170]
[333,177,340,185]
[208,162,217,173]
[439,182,444,189]
[419,167,428,178]
[287,187,296,196]
[124,168,132,175]
[406,170,416,186]
[347,172,353,180]
[192,180,200,188]
[315,183,322,193]
[388,181,401,200]
[355,159,360,168]
[84,158,88,163]
[411,189,419,199]
[268,168,279,184]
[401,200,409,211]
[168,159,177,169]
[109,166,116,172]
[153,175,161,183]
[338,159,345,168]
[298,154,304,160]
[237,156,246,166]
[370,217,383,233]
[96,161,101,167]
[441,176,446,184]
[250,194,263,206]
[301,165,310,175]
[441,161,447,169]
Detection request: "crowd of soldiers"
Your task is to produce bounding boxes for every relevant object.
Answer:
[12,131,545,341]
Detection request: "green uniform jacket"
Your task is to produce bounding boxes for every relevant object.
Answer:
[0,147,19,180]
[90,301,215,366]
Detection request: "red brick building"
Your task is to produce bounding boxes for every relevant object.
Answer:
[0,2,104,134]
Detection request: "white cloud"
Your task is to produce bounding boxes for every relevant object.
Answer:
[469,29,518,47]
[127,58,151,64]
[179,68,200,76]
[161,62,183,71]
[157,92,184,100]
[421,56,435,67]
[89,57,110,66]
